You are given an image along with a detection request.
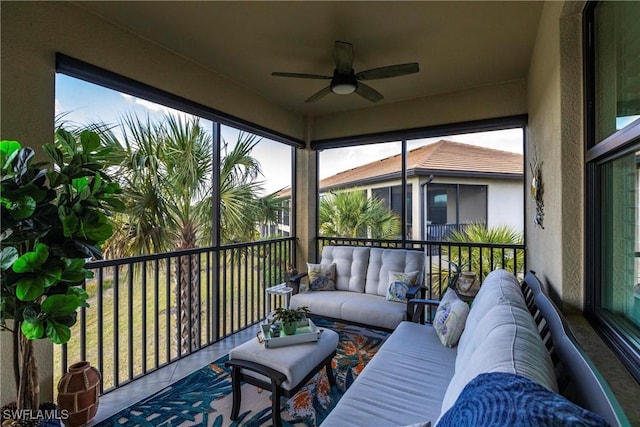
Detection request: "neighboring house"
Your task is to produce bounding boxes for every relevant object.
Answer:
[275,140,523,240]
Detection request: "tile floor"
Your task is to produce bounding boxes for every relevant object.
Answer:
[89,326,257,425]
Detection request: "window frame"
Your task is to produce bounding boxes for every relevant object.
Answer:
[583,1,640,383]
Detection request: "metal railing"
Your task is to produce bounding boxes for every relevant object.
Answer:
[55,237,295,394]
[317,236,525,300]
[56,234,524,395]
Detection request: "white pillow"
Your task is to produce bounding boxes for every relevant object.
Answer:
[433,289,470,347]
[386,270,419,303]
[306,263,336,291]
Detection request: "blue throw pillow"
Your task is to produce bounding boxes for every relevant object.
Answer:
[437,372,608,427]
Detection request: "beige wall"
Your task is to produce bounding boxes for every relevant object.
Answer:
[311,79,527,141]
[525,1,585,308]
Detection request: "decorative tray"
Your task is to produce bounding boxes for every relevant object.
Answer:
[258,318,321,348]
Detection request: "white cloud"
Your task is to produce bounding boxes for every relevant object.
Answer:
[119,93,193,122]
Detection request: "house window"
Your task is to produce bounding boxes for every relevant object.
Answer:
[585,1,640,382]
[425,184,487,240]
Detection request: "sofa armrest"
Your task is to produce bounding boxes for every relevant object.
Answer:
[407,298,441,324]
[288,272,308,295]
[406,284,426,300]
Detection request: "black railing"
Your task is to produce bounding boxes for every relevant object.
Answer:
[317,236,525,300]
[55,237,295,395]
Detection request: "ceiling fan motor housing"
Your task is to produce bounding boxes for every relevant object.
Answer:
[330,69,357,94]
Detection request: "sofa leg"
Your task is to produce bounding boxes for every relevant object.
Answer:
[230,366,241,420]
[326,360,336,386]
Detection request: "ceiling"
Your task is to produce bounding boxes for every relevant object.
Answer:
[75,1,544,118]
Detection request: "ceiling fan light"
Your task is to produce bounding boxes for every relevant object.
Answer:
[331,83,357,95]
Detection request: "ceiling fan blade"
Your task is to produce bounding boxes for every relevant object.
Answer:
[272,72,331,80]
[334,41,354,74]
[355,82,384,103]
[305,86,332,103]
[355,63,420,80]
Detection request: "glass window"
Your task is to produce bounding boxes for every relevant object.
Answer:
[598,149,640,338]
[585,0,640,380]
[594,1,640,143]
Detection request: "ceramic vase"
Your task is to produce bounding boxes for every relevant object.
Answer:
[57,361,100,427]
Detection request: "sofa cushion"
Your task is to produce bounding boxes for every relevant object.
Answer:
[366,248,425,296]
[436,372,608,427]
[386,270,420,302]
[290,291,357,319]
[307,262,336,291]
[321,322,457,427]
[320,246,370,292]
[456,269,526,368]
[440,303,558,416]
[341,293,409,330]
[433,289,469,347]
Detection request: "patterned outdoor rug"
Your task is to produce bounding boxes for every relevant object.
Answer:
[96,318,389,426]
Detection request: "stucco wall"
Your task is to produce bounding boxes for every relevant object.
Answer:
[525,1,585,307]
[311,79,528,141]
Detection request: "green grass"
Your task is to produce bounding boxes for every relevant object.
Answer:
[54,257,287,394]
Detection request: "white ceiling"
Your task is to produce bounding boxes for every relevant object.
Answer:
[75,1,544,118]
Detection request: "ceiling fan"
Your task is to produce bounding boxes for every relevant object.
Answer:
[272,41,419,103]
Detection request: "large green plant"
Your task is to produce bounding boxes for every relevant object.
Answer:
[0,129,123,410]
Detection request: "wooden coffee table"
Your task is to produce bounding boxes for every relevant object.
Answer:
[225,327,339,426]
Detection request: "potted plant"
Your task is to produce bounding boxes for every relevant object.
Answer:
[0,128,123,414]
[271,306,310,335]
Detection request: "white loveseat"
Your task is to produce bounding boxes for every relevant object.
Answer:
[289,245,425,330]
[320,269,628,427]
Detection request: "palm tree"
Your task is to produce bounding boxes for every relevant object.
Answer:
[431,223,524,297]
[318,190,401,239]
[103,113,265,353]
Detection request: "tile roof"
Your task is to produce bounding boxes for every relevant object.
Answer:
[320,140,523,190]
[276,140,522,198]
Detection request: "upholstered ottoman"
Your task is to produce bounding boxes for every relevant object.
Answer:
[225,327,339,426]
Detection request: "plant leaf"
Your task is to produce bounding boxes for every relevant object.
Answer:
[13,243,49,273]
[41,294,82,316]
[80,130,100,153]
[15,277,45,301]
[0,246,18,270]
[0,140,21,168]
[45,320,71,344]
[10,195,36,219]
[21,319,45,340]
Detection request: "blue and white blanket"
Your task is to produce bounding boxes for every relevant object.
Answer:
[437,372,609,427]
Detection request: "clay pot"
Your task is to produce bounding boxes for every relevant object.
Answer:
[57,361,100,426]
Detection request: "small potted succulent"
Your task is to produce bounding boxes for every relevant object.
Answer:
[271,306,310,335]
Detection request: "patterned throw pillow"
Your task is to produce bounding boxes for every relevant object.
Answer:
[307,263,336,291]
[434,288,470,347]
[386,271,420,303]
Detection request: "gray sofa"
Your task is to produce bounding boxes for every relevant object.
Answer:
[320,269,629,427]
[289,245,425,330]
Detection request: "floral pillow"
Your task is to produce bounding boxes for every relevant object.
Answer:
[386,271,419,303]
[306,263,336,291]
[434,288,470,347]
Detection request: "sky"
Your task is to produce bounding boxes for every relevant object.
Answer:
[55,74,524,190]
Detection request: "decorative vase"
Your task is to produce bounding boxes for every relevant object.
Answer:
[282,321,297,335]
[57,361,100,427]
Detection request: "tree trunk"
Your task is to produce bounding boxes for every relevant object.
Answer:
[17,329,39,411]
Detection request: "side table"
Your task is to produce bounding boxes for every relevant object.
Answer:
[266,283,293,314]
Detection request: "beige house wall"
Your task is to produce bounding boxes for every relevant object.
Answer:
[525,1,585,308]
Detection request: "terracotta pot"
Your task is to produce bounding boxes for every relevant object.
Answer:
[57,361,100,427]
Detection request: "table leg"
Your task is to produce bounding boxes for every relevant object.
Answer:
[326,360,336,386]
[271,382,283,427]
[230,366,242,420]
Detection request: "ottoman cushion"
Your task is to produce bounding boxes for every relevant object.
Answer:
[229,327,339,390]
